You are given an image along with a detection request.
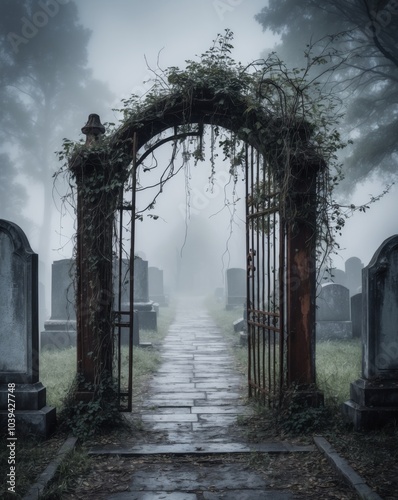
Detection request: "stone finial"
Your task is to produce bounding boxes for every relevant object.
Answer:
[81,114,105,144]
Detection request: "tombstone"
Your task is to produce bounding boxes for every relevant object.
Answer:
[148,266,168,306]
[316,283,352,340]
[351,293,362,339]
[225,268,246,310]
[345,257,363,296]
[342,235,398,430]
[0,220,56,437]
[41,259,76,350]
[117,257,157,334]
[327,267,347,287]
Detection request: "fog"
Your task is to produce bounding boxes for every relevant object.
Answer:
[1,0,397,324]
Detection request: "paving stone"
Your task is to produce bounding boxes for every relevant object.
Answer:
[150,383,196,392]
[141,400,195,408]
[122,464,267,491]
[191,406,250,414]
[145,392,206,400]
[203,491,294,499]
[108,493,197,500]
[141,414,198,422]
[140,407,192,415]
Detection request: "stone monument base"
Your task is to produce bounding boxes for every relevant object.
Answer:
[41,319,76,350]
[122,302,157,332]
[342,378,398,430]
[150,294,168,306]
[316,320,352,341]
[0,383,56,438]
[119,311,140,346]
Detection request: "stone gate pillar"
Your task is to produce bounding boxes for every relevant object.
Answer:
[69,114,115,399]
[286,154,323,401]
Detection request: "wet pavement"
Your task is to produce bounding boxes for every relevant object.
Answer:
[89,297,312,499]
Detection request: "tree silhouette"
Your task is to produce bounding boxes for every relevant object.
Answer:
[256,0,398,187]
[0,0,113,265]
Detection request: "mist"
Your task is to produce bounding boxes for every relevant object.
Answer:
[1,0,397,329]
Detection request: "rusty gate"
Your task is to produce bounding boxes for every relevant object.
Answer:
[245,145,287,405]
[112,136,138,412]
[72,106,318,409]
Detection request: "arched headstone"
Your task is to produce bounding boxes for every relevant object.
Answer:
[0,220,56,437]
[343,235,398,429]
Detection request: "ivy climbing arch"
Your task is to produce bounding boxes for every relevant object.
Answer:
[63,32,347,410]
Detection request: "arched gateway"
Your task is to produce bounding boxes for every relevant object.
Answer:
[68,62,325,411]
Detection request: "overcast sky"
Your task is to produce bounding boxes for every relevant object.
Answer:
[21,0,398,294]
[77,0,275,107]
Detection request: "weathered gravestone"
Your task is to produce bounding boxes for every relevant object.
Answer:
[225,268,246,310]
[351,293,362,339]
[316,283,352,340]
[148,266,168,306]
[41,259,76,350]
[343,235,398,430]
[0,220,56,437]
[116,257,157,340]
[345,256,363,296]
[327,267,347,287]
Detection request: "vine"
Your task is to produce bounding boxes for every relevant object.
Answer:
[55,29,390,424]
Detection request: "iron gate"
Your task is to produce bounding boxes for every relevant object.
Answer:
[112,135,138,411]
[245,145,287,405]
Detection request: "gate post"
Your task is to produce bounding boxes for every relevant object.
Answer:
[69,114,115,400]
[285,155,323,402]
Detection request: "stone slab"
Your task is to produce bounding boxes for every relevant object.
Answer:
[141,414,198,422]
[146,392,206,400]
[108,493,197,500]
[0,406,56,438]
[150,383,196,391]
[89,442,314,456]
[0,382,46,411]
[341,399,398,431]
[191,405,250,414]
[141,400,195,408]
[140,407,192,415]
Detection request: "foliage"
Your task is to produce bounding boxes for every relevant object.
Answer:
[278,389,334,435]
[255,0,398,187]
[59,373,123,441]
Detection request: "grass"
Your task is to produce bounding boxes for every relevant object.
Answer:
[40,348,76,409]
[316,339,361,405]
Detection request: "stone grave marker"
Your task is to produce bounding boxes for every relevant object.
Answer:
[345,256,363,296]
[41,259,76,349]
[116,257,157,340]
[148,266,168,306]
[327,267,347,287]
[343,235,398,429]
[225,268,246,310]
[351,293,362,339]
[316,283,352,340]
[0,219,56,437]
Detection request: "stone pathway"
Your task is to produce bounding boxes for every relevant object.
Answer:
[89,297,315,499]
